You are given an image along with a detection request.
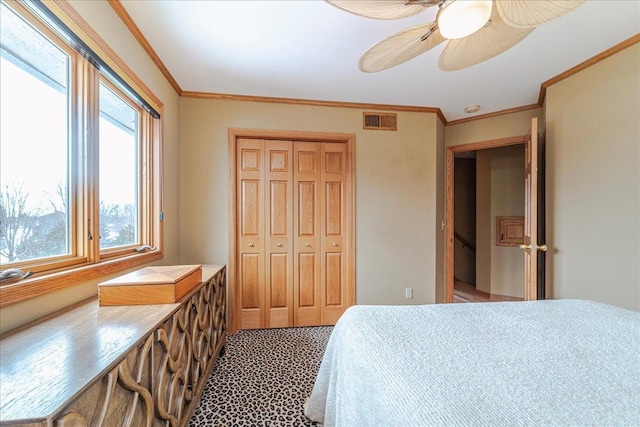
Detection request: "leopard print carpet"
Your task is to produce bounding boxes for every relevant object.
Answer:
[190,326,332,426]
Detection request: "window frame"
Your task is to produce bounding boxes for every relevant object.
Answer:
[0,0,83,273]
[0,0,164,307]
[97,76,144,257]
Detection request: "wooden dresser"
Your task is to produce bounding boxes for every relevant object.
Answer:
[0,265,226,427]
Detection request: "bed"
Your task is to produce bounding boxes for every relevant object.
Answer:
[304,300,640,426]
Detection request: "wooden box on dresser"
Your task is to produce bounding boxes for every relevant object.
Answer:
[0,265,226,427]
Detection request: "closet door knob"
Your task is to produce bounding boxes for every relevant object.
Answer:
[332,243,338,247]
[277,244,283,247]
[305,243,311,247]
[248,243,254,248]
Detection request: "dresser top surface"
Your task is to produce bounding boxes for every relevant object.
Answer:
[0,265,224,423]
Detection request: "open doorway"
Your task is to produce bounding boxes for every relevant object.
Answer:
[453,145,526,303]
[445,135,529,303]
[452,152,477,300]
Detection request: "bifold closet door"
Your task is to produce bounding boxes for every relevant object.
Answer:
[236,139,264,329]
[264,140,294,328]
[294,142,322,326]
[321,143,348,325]
[294,142,348,326]
[236,138,350,330]
[237,139,294,329]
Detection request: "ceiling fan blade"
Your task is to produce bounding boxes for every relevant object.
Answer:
[326,0,432,20]
[359,22,446,72]
[438,10,534,71]
[496,0,586,28]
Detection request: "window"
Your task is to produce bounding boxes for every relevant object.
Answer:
[99,80,140,251]
[0,0,163,306]
[0,1,72,264]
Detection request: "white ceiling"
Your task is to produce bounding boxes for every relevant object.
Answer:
[120,1,639,121]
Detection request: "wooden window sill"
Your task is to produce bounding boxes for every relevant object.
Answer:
[0,250,163,307]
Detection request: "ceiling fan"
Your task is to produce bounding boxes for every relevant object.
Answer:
[327,0,586,72]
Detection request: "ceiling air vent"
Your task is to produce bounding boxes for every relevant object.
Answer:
[363,112,397,131]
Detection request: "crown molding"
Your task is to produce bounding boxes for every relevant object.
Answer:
[447,104,541,126]
[181,91,447,124]
[51,0,163,110]
[109,0,639,127]
[450,33,640,126]
[107,0,182,95]
[537,33,640,107]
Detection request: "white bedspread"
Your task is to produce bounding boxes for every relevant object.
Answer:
[304,300,640,426]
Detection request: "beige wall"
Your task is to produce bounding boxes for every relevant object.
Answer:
[454,158,476,286]
[0,1,181,334]
[445,45,639,311]
[489,145,525,298]
[178,98,442,306]
[475,145,527,299]
[545,44,640,311]
[475,151,492,294]
[446,109,543,148]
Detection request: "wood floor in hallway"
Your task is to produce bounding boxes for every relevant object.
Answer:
[454,280,523,303]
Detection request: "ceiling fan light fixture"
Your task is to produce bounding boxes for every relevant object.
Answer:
[438,0,492,39]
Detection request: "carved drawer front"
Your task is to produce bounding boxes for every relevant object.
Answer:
[182,267,227,423]
[54,334,155,427]
[153,305,192,427]
[212,268,226,348]
[1,265,226,427]
[188,281,212,399]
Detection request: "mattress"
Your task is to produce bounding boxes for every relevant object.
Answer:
[304,300,640,426]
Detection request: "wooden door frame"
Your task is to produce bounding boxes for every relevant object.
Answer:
[445,135,528,303]
[228,128,356,332]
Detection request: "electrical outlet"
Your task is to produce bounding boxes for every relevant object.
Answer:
[405,287,413,299]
